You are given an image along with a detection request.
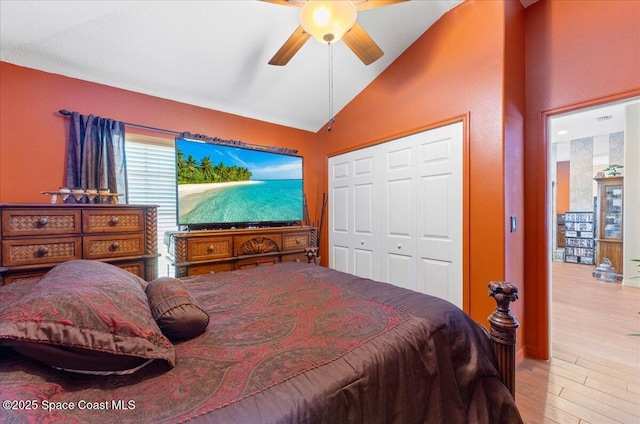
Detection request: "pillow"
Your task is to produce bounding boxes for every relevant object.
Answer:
[0,260,175,374]
[146,277,209,341]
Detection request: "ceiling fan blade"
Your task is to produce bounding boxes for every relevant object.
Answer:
[342,22,384,65]
[268,25,311,66]
[355,0,408,12]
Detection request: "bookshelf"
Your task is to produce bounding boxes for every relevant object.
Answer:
[564,211,594,265]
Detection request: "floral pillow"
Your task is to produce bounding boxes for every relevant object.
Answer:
[0,260,175,374]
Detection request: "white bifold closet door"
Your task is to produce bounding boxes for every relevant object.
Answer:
[328,122,463,307]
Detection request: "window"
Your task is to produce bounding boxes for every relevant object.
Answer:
[125,134,177,277]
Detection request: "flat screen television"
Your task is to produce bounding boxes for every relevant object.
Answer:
[175,137,304,229]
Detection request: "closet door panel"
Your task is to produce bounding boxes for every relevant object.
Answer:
[330,157,351,273]
[387,253,414,290]
[416,122,463,308]
[387,179,413,237]
[354,183,374,234]
[351,153,377,279]
[328,146,378,278]
[418,258,453,301]
[420,174,455,257]
[354,248,374,279]
[380,138,416,286]
[332,186,349,233]
[330,183,351,273]
[331,244,350,274]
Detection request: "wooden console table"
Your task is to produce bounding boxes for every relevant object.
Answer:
[0,203,159,285]
[165,226,317,277]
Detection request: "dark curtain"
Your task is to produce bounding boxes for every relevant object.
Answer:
[65,112,128,203]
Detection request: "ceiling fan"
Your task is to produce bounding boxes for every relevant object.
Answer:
[263,0,408,66]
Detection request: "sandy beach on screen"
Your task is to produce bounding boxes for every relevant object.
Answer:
[178,181,260,218]
[178,180,260,198]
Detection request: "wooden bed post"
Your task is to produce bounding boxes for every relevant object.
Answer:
[488,281,519,398]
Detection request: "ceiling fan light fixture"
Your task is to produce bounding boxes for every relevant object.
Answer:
[300,1,357,44]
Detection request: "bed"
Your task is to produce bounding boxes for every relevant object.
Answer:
[0,260,522,423]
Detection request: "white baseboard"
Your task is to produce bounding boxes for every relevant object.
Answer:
[622,278,640,288]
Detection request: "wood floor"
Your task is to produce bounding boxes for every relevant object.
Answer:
[515,261,640,423]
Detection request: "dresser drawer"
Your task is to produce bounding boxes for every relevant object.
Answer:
[1,237,82,266]
[281,252,308,263]
[82,209,144,233]
[1,209,81,237]
[108,260,145,278]
[187,262,234,276]
[83,234,145,259]
[235,255,279,269]
[1,270,47,286]
[188,237,233,262]
[282,232,310,251]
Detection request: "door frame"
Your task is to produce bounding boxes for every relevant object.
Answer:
[537,91,640,359]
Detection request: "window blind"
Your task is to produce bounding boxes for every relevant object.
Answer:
[125,134,178,277]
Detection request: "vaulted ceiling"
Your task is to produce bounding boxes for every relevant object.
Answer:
[0,0,463,132]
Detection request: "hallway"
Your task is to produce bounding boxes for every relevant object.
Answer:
[515,262,640,423]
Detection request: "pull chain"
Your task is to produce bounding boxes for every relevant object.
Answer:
[327,43,335,132]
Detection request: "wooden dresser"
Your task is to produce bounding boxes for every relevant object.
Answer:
[0,204,159,285]
[166,226,317,278]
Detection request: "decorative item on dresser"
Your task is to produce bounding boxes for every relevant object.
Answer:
[165,226,317,277]
[0,204,159,285]
[594,175,624,276]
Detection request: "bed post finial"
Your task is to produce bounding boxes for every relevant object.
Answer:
[488,281,519,398]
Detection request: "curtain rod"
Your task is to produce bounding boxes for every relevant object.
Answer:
[58,109,182,136]
[57,109,298,155]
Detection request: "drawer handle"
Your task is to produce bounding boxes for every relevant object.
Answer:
[295,237,301,244]
[37,217,48,227]
[207,245,215,252]
[110,217,120,225]
[111,242,120,250]
[38,246,49,256]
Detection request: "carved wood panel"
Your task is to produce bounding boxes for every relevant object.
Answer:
[237,237,280,256]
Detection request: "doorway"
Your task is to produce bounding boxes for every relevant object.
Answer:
[547,96,640,357]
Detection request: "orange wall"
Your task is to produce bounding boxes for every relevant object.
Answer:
[0,63,320,214]
[524,0,640,358]
[316,0,525,346]
[556,161,570,214]
[503,0,526,361]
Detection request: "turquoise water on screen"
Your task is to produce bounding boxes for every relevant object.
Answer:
[179,179,303,224]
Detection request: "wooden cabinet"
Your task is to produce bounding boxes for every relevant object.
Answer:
[0,204,159,285]
[594,176,623,275]
[165,226,317,277]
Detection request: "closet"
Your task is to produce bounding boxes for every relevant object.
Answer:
[328,122,463,307]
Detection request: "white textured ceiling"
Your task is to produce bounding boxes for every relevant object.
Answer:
[0,0,463,132]
[550,97,640,163]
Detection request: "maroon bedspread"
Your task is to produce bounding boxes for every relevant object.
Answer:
[0,262,521,423]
